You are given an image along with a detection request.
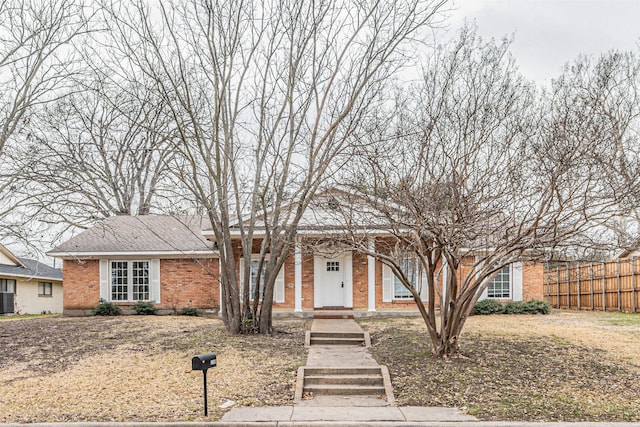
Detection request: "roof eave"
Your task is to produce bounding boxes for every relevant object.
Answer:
[47,250,218,259]
[0,272,63,282]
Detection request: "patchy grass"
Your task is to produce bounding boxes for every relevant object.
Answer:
[602,312,640,326]
[0,313,60,321]
[0,316,309,423]
[359,311,640,422]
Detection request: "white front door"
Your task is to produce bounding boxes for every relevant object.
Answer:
[314,253,351,307]
[321,257,344,307]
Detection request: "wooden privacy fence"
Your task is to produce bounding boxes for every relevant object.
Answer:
[545,258,640,313]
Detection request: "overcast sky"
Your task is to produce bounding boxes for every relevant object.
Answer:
[443,0,640,84]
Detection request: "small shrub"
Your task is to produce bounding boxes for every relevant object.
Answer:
[503,301,525,314]
[473,299,504,315]
[133,301,157,315]
[503,300,551,314]
[92,299,121,316]
[523,299,551,314]
[180,307,198,316]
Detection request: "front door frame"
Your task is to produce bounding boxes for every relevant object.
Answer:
[313,251,353,308]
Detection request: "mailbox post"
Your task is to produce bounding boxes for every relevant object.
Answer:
[192,353,217,416]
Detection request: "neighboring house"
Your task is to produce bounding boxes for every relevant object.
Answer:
[0,244,63,315]
[48,191,544,316]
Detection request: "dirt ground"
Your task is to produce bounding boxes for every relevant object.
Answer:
[360,310,640,422]
[2,311,640,422]
[0,315,309,423]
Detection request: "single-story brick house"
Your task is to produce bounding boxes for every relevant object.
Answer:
[48,216,219,316]
[0,244,63,315]
[48,194,544,316]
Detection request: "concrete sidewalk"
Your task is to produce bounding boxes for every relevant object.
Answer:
[5,422,640,427]
[222,405,475,423]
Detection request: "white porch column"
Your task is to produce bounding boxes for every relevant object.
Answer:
[218,257,224,319]
[367,237,376,312]
[442,256,448,304]
[294,242,303,312]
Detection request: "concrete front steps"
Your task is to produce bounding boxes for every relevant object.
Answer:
[295,366,395,404]
[305,330,370,347]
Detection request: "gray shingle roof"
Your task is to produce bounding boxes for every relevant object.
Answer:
[0,258,62,281]
[48,215,215,256]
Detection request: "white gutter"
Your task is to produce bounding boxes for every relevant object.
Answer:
[47,250,218,258]
[0,273,62,282]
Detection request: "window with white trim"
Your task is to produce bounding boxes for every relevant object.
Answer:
[249,259,267,301]
[393,258,417,299]
[0,278,15,293]
[487,265,511,298]
[111,261,150,301]
[38,281,53,296]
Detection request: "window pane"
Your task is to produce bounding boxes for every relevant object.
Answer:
[1,279,15,293]
[39,282,52,296]
[250,260,266,300]
[326,261,340,271]
[488,266,511,298]
[111,261,128,301]
[132,261,150,300]
[394,259,416,299]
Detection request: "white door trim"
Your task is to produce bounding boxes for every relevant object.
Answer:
[313,251,352,308]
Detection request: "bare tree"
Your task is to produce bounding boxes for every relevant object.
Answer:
[0,0,91,156]
[98,0,448,334]
[546,51,640,254]
[6,75,182,232]
[341,27,634,358]
[0,0,93,248]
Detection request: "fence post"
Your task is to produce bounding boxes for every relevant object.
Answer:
[590,262,594,310]
[577,263,581,310]
[556,267,561,309]
[566,263,571,309]
[617,259,621,312]
[602,261,606,312]
[632,257,636,313]
[545,262,550,304]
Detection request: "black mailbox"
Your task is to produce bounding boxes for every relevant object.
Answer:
[192,353,217,371]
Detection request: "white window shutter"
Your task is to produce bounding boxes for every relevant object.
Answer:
[150,259,161,303]
[512,262,523,301]
[478,256,488,301]
[442,260,448,303]
[382,264,392,302]
[99,259,109,302]
[420,265,428,301]
[479,284,488,301]
[274,266,285,303]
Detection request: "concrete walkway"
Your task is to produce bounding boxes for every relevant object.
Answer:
[306,319,377,368]
[222,318,476,423]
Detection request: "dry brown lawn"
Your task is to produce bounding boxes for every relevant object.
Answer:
[360,310,640,422]
[0,315,309,423]
[2,311,640,422]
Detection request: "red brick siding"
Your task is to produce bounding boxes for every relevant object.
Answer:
[522,262,544,300]
[160,258,219,310]
[63,259,100,310]
[62,258,219,311]
[302,253,315,309]
[352,251,368,309]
